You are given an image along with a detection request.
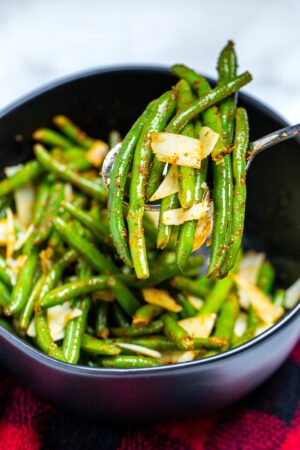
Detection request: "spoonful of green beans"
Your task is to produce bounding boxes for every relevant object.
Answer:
[102,122,300,210]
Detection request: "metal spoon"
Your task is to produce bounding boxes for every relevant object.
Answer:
[102,123,300,211]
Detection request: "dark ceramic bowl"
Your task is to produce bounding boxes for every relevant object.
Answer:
[0,66,299,423]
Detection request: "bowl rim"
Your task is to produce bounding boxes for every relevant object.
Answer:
[0,64,299,376]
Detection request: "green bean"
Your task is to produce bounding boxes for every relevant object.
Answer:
[37,250,77,307]
[207,157,230,278]
[34,311,66,361]
[108,130,122,149]
[176,157,208,269]
[0,254,13,289]
[108,102,154,266]
[118,254,204,287]
[175,293,197,318]
[61,261,92,362]
[19,274,45,330]
[53,217,118,274]
[162,314,194,350]
[214,294,239,348]
[110,320,163,337]
[31,175,52,224]
[95,301,109,338]
[198,277,233,315]
[52,147,92,171]
[171,64,232,277]
[81,334,120,356]
[196,276,214,289]
[34,182,65,245]
[217,40,238,149]
[61,201,111,246]
[176,80,196,208]
[0,160,43,196]
[107,277,140,316]
[33,128,74,149]
[166,70,251,133]
[117,336,177,351]
[0,280,11,308]
[53,116,93,150]
[194,337,228,349]
[5,253,39,316]
[62,296,90,364]
[272,289,286,307]
[219,108,248,275]
[209,50,235,274]
[34,144,107,202]
[112,303,130,328]
[47,194,87,252]
[156,192,179,249]
[39,276,110,308]
[128,91,176,278]
[171,276,209,298]
[256,260,275,294]
[101,355,159,368]
[132,304,163,327]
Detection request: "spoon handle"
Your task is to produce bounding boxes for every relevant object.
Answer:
[247,123,300,170]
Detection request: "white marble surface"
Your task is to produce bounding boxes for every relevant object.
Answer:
[0,0,299,123]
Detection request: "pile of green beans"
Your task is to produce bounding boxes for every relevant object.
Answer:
[108,41,252,279]
[0,44,290,368]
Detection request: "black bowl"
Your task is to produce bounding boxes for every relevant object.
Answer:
[0,66,299,423]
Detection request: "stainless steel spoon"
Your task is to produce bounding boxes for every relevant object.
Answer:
[102,123,300,211]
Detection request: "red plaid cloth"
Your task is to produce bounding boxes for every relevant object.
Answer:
[0,340,299,450]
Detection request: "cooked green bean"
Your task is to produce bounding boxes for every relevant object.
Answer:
[167,71,252,134]
[132,304,163,327]
[198,277,233,315]
[0,280,11,308]
[176,293,197,318]
[34,311,66,361]
[33,127,74,149]
[220,108,248,275]
[81,334,120,356]
[95,301,110,338]
[101,355,159,368]
[156,192,179,249]
[19,274,45,330]
[53,116,94,149]
[162,313,194,350]
[176,157,208,269]
[34,144,107,202]
[112,303,130,328]
[128,91,176,278]
[0,254,13,289]
[272,289,286,307]
[5,253,39,316]
[53,217,118,274]
[0,160,43,196]
[34,181,65,245]
[108,102,155,266]
[108,277,140,316]
[256,260,275,294]
[110,320,163,337]
[214,294,239,348]
[39,275,110,309]
[61,200,111,246]
[171,276,209,298]
[118,255,204,288]
[217,41,238,150]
